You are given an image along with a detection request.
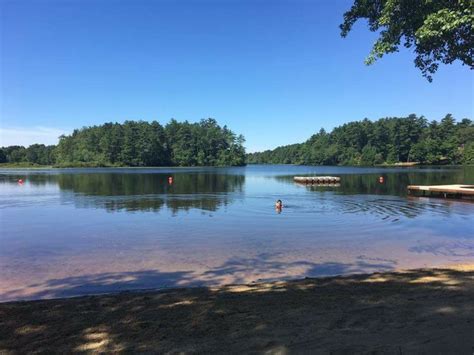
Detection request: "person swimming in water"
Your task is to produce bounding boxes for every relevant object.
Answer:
[275,199,283,210]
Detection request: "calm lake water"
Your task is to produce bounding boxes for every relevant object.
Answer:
[1,165,473,301]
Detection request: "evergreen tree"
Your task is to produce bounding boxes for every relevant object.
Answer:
[247,114,473,166]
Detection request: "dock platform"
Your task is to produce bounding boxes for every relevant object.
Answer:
[407,184,474,199]
[294,176,340,184]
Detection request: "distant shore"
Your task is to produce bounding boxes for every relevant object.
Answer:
[0,163,245,169]
[376,161,420,167]
[1,264,473,353]
[0,163,54,169]
[1,162,472,169]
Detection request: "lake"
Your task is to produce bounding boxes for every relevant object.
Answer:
[1,165,473,301]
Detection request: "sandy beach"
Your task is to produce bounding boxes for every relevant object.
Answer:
[1,264,473,354]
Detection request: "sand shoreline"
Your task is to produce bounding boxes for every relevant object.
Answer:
[1,265,473,353]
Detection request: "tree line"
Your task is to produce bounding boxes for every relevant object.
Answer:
[247,114,474,166]
[0,119,246,167]
[3,115,473,167]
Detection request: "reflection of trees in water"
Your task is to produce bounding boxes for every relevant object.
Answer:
[56,173,245,213]
[276,168,472,196]
[0,174,58,186]
[5,173,245,213]
[2,168,472,216]
[56,173,244,196]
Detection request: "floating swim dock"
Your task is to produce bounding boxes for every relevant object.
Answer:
[407,184,474,200]
[294,176,341,184]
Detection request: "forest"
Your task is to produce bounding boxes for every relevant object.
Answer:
[0,119,246,167]
[247,114,474,166]
[2,115,473,168]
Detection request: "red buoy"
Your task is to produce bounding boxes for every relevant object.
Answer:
[168,176,173,184]
[18,179,24,184]
[379,176,384,183]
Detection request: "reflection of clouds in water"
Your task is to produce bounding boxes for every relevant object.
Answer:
[409,241,474,257]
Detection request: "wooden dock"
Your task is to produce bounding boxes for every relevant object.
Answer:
[407,184,474,200]
[294,176,340,184]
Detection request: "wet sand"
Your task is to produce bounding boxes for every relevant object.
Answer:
[1,264,473,353]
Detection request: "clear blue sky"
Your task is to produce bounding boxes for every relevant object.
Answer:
[1,0,472,152]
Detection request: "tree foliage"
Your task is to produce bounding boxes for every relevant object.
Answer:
[1,119,246,167]
[247,114,473,166]
[340,0,474,81]
[0,144,56,165]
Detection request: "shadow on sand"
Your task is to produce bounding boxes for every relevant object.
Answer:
[1,265,473,353]
[0,254,398,302]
